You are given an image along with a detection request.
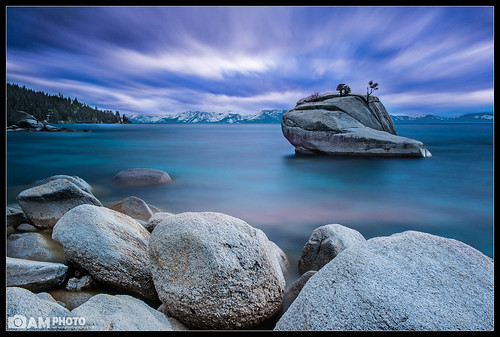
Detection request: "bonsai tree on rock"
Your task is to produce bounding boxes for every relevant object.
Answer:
[336,83,351,96]
[366,81,379,103]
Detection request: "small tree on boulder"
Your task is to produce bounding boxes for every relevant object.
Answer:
[366,80,379,103]
[336,84,351,96]
[306,91,321,101]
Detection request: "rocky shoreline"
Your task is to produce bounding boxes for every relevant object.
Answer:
[7,111,75,132]
[6,172,494,330]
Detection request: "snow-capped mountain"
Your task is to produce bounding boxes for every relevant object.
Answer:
[127,109,288,124]
[390,113,493,123]
[128,110,493,124]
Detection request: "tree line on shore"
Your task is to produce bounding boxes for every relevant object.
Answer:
[6,83,130,124]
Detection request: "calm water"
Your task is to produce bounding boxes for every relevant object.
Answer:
[6,123,494,281]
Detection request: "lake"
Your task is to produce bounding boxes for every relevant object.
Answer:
[6,122,494,282]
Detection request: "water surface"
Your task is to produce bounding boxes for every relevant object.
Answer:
[7,123,494,281]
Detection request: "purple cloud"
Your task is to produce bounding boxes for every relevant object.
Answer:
[6,6,494,116]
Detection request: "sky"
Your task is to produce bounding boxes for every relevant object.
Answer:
[6,6,494,117]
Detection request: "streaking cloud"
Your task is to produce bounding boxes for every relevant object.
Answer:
[6,6,494,116]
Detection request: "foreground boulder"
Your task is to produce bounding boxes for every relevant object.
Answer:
[52,204,158,301]
[7,232,66,264]
[7,257,68,292]
[108,196,154,222]
[282,270,316,313]
[7,206,29,228]
[113,168,172,186]
[275,231,494,331]
[145,212,174,232]
[6,288,186,331]
[16,179,102,228]
[48,290,98,311]
[269,240,290,276]
[65,275,101,292]
[281,93,431,157]
[148,212,286,329]
[69,294,187,331]
[298,224,366,274]
[35,175,93,194]
[6,287,70,331]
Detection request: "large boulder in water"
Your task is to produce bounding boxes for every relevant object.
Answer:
[281,93,431,157]
[148,211,286,329]
[275,230,494,331]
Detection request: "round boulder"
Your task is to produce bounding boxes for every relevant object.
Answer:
[113,168,172,186]
[108,196,154,222]
[7,207,29,228]
[275,230,494,331]
[7,287,70,331]
[298,224,366,274]
[148,212,286,329]
[69,294,187,331]
[35,175,93,194]
[16,179,102,228]
[7,232,66,264]
[7,257,68,293]
[52,204,157,302]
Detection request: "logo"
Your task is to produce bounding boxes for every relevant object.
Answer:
[8,314,27,329]
[7,314,86,330]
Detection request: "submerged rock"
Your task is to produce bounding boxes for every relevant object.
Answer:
[298,224,366,274]
[16,179,102,228]
[7,257,68,292]
[113,168,172,186]
[52,204,158,302]
[275,230,494,331]
[16,223,39,232]
[281,93,432,157]
[148,211,285,329]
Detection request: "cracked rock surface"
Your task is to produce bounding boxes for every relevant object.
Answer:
[281,93,431,157]
[148,211,286,329]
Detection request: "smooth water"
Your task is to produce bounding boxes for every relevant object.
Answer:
[6,123,494,281]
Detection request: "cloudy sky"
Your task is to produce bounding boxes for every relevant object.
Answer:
[6,6,494,116]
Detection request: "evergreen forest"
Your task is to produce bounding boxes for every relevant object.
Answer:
[6,83,130,124]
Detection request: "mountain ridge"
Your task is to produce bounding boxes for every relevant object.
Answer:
[127,110,494,124]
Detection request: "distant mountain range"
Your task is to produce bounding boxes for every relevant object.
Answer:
[390,113,493,123]
[127,110,493,124]
[128,109,288,124]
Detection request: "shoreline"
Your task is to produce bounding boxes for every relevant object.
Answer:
[6,173,494,331]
